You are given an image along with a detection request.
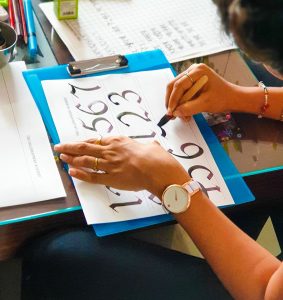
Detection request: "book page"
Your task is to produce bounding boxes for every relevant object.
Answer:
[40,0,235,63]
[42,69,233,224]
[0,62,65,207]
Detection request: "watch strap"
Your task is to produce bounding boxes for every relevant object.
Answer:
[182,179,201,196]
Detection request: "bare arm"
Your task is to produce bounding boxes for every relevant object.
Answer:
[229,86,283,121]
[166,63,283,122]
[55,137,283,299]
[173,191,281,300]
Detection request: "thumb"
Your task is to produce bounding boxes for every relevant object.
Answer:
[173,94,207,117]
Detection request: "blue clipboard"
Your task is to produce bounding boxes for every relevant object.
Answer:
[23,49,254,237]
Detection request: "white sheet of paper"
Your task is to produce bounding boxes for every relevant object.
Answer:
[42,68,233,224]
[0,62,66,207]
[39,0,236,63]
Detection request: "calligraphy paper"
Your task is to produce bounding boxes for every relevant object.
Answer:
[42,69,234,224]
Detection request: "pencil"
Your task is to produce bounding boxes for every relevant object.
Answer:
[11,0,22,37]
[18,0,27,44]
[8,0,15,29]
[157,75,208,127]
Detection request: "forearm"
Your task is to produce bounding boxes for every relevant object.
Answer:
[174,192,281,299]
[227,85,283,121]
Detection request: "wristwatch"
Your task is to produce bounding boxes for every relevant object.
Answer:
[162,179,201,214]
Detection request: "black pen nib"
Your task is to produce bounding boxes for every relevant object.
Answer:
[157,114,173,137]
[157,114,172,127]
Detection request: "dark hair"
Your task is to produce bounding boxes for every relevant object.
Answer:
[213,0,283,74]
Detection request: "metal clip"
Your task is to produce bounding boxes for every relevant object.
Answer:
[67,54,128,77]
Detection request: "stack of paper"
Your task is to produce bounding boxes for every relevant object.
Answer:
[0,62,65,207]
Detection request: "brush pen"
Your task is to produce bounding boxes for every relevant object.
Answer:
[158,75,208,127]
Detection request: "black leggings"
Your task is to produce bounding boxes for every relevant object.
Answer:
[21,227,231,300]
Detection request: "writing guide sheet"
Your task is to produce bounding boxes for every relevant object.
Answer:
[42,69,234,224]
[40,0,236,63]
[0,62,66,207]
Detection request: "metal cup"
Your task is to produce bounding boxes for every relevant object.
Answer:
[0,22,17,69]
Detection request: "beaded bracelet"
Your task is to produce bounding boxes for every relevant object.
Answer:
[257,81,269,118]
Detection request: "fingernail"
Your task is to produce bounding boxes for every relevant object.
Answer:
[173,111,181,117]
[54,144,61,150]
[69,168,76,176]
[60,153,68,161]
[183,116,191,123]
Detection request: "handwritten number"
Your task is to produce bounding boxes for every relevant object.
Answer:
[80,117,113,133]
[106,186,121,197]
[110,198,142,212]
[188,165,221,197]
[108,90,142,105]
[69,83,101,97]
[117,111,151,126]
[168,143,204,159]
[129,131,156,139]
[188,165,213,180]
[148,194,168,213]
[76,100,108,115]
[197,181,221,198]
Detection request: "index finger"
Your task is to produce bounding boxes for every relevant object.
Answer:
[167,67,206,115]
[165,63,197,109]
[54,141,103,157]
[165,71,187,109]
[167,74,194,115]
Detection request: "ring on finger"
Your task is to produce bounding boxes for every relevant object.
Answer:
[184,71,194,85]
[93,157,99,171]
[94,134,102,145]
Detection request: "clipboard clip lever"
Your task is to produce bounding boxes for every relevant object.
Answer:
[67,54,128,77]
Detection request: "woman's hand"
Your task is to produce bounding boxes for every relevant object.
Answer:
[54,136,190,199]
[166,63,240,118]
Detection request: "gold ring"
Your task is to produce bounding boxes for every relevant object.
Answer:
[184,71,194,85]
[94,135,102,145]
[93,157,99,171]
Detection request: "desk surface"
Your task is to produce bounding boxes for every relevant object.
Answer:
[0,1,283,259]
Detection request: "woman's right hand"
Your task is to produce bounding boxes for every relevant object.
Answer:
[166,63,240,118]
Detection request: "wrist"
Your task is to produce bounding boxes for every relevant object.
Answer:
[226,85,264,114]
[223,83,246,112]
[162,179,201,214]
[151,172,190,201]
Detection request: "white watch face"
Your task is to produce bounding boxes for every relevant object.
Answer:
[163,185,190,214]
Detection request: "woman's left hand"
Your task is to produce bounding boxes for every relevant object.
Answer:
[54,136,190,199]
